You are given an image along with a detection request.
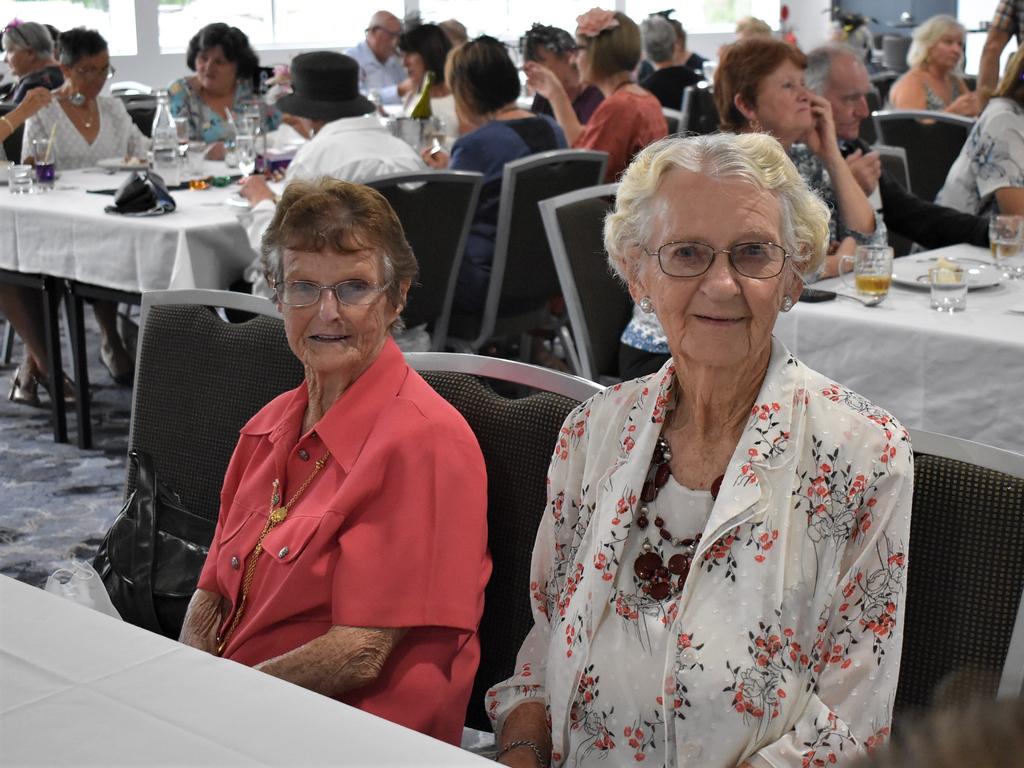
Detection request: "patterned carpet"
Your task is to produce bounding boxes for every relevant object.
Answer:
[0,312,133,588]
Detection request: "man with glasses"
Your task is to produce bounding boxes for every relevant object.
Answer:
[805,43,988,251]
[345,10,410,105]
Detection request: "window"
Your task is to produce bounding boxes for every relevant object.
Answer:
[418,0,596,46]
[624,0,780,34]
[0,0,137,55]
[157,0,403,52]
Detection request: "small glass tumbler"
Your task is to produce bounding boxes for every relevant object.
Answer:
[31,137,55,191]
[929,267,967,312]
[185,141,208,187]
[9,164,33,194]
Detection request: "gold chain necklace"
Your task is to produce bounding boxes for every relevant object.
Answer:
[216,450,332,655]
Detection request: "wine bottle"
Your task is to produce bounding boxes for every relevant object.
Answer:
[409,71,434,120]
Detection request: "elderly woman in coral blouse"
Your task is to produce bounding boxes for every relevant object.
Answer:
[180,178,490,745]
[488,133,912,768]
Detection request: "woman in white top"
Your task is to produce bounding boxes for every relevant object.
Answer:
[22,28,147,169]
[487,134,912,768]
[16,28,144,395]
[398,23,458,146]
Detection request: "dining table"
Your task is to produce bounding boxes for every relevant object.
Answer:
[0,574,492,766]
[774,243,1024,456]
[0,161,257,294]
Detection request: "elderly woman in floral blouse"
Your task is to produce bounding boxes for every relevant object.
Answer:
[488,133,912,768]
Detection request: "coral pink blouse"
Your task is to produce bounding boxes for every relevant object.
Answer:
[198,338,490,744]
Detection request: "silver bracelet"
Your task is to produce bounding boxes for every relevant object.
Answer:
[495,739,548,767]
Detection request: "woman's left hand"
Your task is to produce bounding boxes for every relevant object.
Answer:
[239,174,276,205]
[803,93,842,164]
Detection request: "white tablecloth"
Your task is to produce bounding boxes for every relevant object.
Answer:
[0,163,256,293]
[0,575,491,766]
[774,244,1024,455]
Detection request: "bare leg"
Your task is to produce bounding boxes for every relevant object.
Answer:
[0,284,49,377]
[92,300,133,381]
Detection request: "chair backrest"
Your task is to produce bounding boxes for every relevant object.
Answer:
[858,90,881,145]
[662,107,683,135]
[0,102,23,162]
[894,429,1024,724]
[365,170,483,350]
[874,144,911,192]
[126,101,158,138]
[540,183,631,382]
[869,71,898,105]
[128,290,302,520]
[450,149,608,350]
[406,352,602,731]
[680,84,720,135]
[874,144,914,256]
[872,110,974,203]
[881,35,911,73]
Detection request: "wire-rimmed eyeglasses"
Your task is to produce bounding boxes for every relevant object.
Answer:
[644,241,789,279]
[276,279,387,307]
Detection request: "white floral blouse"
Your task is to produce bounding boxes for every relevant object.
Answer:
[487,339,913,767]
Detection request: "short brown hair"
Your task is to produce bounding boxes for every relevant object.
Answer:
[714,38,808,132]
[580,12,642,80]
[261,178,417,312]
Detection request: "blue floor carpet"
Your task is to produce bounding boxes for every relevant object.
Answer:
[0,313,132,587]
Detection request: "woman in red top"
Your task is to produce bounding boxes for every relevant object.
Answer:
[524,8,667,182]
[179,178,491,745]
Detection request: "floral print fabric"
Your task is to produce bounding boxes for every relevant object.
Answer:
[487,339,913,767]
[936,98,1024,217]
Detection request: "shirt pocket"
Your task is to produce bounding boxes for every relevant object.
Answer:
[260,515,324,566]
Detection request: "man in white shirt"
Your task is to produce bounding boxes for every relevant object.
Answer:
[239,51,423,294]
[345,10,410,105]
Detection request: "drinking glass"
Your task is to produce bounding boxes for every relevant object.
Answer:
[236,133,256,177]
[989,214,1024,279]
[839,245,893,302]
[31,137,56,190]
[701,61,717,83]
[929,267,967,312]
[185,141,208,188]
[174,116,190,161]
[9,164,33,194]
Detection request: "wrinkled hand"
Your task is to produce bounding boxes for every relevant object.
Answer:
[845,149,881,195]
[802,93,841,163]
[20,87,52,116]
[523,61,562,100]
[948,90,982,117]
[205,141,226,161]
[420,146,449,169]
[239,174,276,205]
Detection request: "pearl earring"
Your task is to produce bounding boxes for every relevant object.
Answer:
[638,297,654,313]
[781,296,794,312]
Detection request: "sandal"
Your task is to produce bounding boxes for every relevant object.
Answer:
[8,365,42,408]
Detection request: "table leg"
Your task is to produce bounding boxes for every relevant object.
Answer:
[40,277,67,443]
[64,286,92,450]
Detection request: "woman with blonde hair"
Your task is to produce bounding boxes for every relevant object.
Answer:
[888,15,980,115]
[937,46,1024,216]
[488,132,911,768]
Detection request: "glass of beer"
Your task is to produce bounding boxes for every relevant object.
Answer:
[840,245,893,302]
[989,214,1024,279]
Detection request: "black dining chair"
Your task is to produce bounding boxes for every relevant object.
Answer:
[680,84,720,135]
[872,110,974,203]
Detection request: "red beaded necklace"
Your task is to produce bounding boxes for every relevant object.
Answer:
[633,436,723,600]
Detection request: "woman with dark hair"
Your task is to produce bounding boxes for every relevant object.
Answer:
[167,22,280,157]
[11,27,146,397]
[2,20,63,103]
[524,8,666,182]
[522,23,603,124]
[422,36,566,313]
[398,23,457,143]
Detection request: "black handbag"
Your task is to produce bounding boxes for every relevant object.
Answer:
[104,170,177,215]
[93,450,215,638]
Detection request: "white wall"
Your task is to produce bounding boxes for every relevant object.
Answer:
[6,0,835,92]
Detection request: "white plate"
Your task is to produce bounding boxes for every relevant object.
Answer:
[97,157,149,171]
[891,256,1003,290]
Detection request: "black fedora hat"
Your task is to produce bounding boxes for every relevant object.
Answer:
[276,51,376,121]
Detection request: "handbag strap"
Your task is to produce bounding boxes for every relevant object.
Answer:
[127,450,165,633]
